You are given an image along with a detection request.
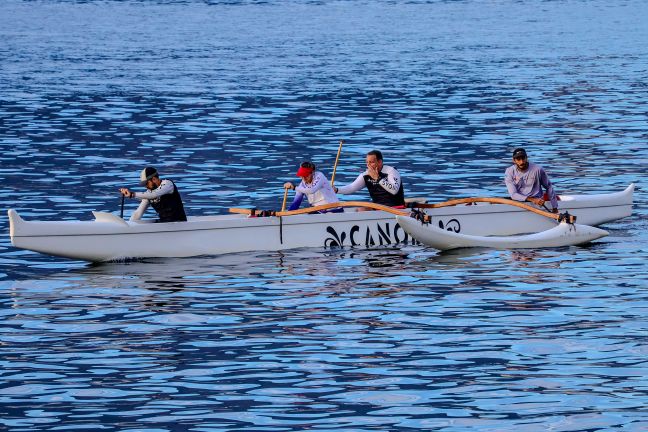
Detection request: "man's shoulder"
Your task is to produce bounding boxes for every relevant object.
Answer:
[381,165,399,173]
[528,162,545,172]
[159,179,176,190]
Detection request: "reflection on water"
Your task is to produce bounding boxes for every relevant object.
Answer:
[1,0,647,430]
[2,245,646,430]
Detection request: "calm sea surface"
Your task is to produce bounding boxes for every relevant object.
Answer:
[1,0,646,430]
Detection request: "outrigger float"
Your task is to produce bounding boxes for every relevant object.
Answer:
[7,184,634,262]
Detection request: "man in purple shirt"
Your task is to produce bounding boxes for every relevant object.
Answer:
[505,148,558,213]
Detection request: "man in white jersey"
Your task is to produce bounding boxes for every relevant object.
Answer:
[119,167,187,222]
[334,150,405,207]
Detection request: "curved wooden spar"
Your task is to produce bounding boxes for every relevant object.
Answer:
[229,201,409,217]
[277,201,408,216]
[412,197,574,222]
[230,197,575,222]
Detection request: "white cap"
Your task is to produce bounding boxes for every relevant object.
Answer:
[139,167,158,186]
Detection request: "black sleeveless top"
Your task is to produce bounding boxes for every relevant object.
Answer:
[150,180,187,222]
[364,172,405,206]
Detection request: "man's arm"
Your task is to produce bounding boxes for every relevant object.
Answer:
[130,199,149,221]
[539,168,559,210]
[133,180,174,200]
[377,166,401,195]
[336,173,366,194]
[505,169,528,202]
[287,192,304,211]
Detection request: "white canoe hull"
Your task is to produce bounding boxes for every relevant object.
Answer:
[8,184,634,261]
[8,209,417,262]
[396,216,609,251]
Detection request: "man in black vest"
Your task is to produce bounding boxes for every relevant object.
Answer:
[334,150,405,207]
[119,167,187,222]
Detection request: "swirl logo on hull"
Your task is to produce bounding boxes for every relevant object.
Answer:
[324,222,421,247]
[438,218,461,233]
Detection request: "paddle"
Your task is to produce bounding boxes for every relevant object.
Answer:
[120,195,125,219]
[330,139,344,187]
[281,186,290,212]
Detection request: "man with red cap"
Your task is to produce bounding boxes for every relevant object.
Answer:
[119,167,187,222]
[284,161,341,212]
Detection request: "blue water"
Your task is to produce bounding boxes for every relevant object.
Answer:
[1,0,647,430]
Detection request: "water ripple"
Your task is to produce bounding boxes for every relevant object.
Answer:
[1,0,647,430]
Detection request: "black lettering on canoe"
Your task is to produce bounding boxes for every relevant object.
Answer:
[365,227,376,246]
[376,223,392,245]
[350,225,360,246]
[438,219,461,233]
[394,223,411,244]
[445,219,461,233]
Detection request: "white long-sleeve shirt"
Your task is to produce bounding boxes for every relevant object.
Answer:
[288,171,339,210]
[130,179,175,221]
[505,162,558,209]
[336,165,402,196]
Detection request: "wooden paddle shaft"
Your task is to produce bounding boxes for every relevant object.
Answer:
[281,187,289,212]
[330,139,344,187]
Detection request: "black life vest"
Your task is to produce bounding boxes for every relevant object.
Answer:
[150,180,187,222]
[363,173,405,207]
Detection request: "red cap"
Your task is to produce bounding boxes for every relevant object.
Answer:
[296,166,314,177]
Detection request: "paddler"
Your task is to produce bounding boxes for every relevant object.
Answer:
[119,167,187,222]
[505,148,559,213]
[284,161,342,213]
[334,149,406,208]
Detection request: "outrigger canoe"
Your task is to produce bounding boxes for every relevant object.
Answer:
[7,184,634,262]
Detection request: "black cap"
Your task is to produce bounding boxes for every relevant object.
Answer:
[512,148,527,159]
